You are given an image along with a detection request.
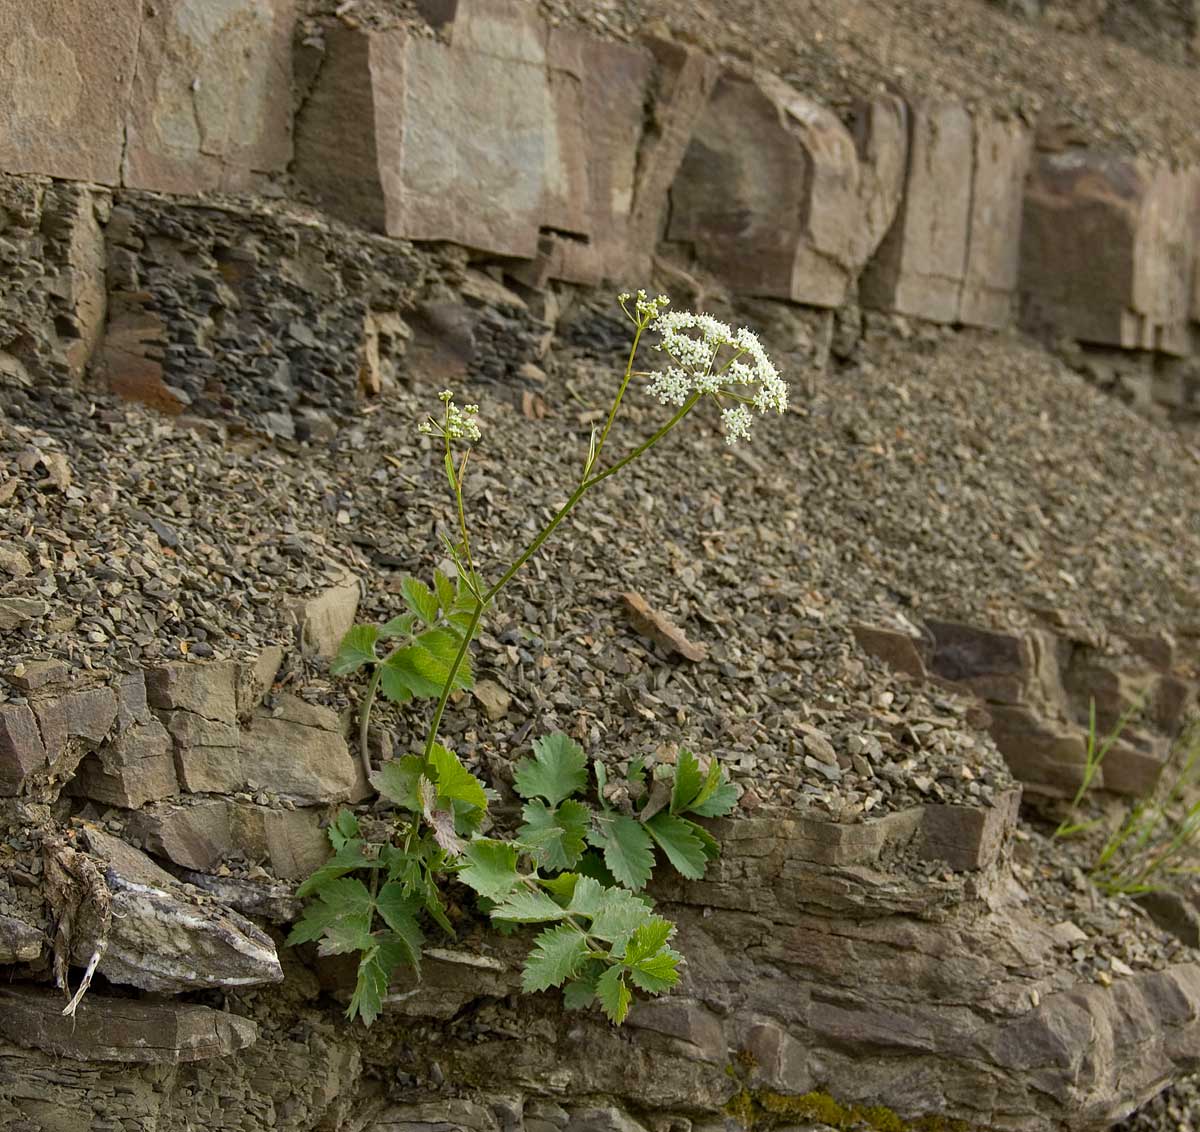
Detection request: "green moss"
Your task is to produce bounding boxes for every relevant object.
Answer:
[723,1087,977,1132]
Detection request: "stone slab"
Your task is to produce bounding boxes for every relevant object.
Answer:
[122,0,294,193]
[861,99,974,323]
[0,985,257,1063]
[0,0,142,184]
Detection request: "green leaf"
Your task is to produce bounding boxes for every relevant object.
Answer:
[491,888,570,924]
[576,849,618,888]
[645,812,709,880]
[392,629,474,695]
[434,569,457,614]
[444,450,457,493]
[691,822,721,862]
[595,965,632,1024]
[428,743,488,811]
[459,839,521,902]
[591,813,654,891]
[328,809,360,852]
[287,876,374,945]
[294,841,382,899]
[687,759,739,817]
[379,613,416,639]
[627,947,681,994]
[593,759,609,808]
[569,877,653,945]
[317,914,374,957]
[563,973,599,1010]
[423,880,455,937]
[375,882,425,972]
[518,799,590,872]
[330,624,378,676]
[378,660,416,703]
[521,924,589,992]
[513,732,589,807]
[401,577,440,625]
[622,917,673,965]
[348,943,389,1026]
[371,755,425,811]
[670,749,705,814]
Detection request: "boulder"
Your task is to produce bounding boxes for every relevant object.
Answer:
[0,985,257,1063]
[1020,152,1200,355]
[0,0,141,184]
[0,913,42,963]
[293,568,360,659]
[861,99,974,323]
[121,0,293,193]
[669,73,906,307]
[0,705,47,796]
[147,660,243,793]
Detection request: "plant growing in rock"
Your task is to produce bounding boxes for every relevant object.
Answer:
[290,292,786,1024]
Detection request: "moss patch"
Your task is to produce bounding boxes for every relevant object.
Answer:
[723,1087,977,1131]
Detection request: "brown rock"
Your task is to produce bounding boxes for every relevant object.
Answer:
[295,14,548,257]
[31,686,118,783]
[918,788,1022,872]
[235,645,285,719]
[1020,153,1199,355]
[472,679,512,722]
[4,660,69,693]
[0,985,257,1063]
[852,622,927,681]
[146,660,238,721]
[620,591,708,662]
[293,568,360,659]
[121,0,293,193]
[0,914,42,963]
[926,619,1039,705]
[0,704,47,795]
[126,799,233,872]
[239,694,358,805]
[164,711,243,794]
[862,100,974,323]
[69,720,178,809]
[986,704,1088,795]
[0,0,141,184]
[626,998,726,1064]
[91,295,184,414]
[0,598,49,630]
[1101,735,1168,797]
[958,116,1033,328]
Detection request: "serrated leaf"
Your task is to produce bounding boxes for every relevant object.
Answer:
[401,577,440,625]
[491,888,570,924]
[522,924,589,992]
[570,878,653,945]
[595,965,632,1024]
[563,974,598,1010]
[330,624,378,676]
[518,798,590,872]
[428,743,488,811]
[375,882,425,972]
[537,872,579,904]
[379,613,416,639]
[646,812,708,880]
[688,779,739,818]
[423,880,455,937]
[622,918,673,966]
[593,759,609,807]
[670,749,705,814]
[371,755,425,811]
[459,839,521,902]
[576,849,618,888]
[592,813,654,891]
[316,913,374,957]
[287,876,374,944]
[348,943,389,1026]
[294,841,382,899]
[378,657,417,703]
[444,450,457,492]
[329,809,360,851]
[428,807,464,856]
[434,569,457,613]
[513,732,589,806]
[627,947,681,994]
[691,822,721,862]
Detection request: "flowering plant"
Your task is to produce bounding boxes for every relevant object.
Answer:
[290,293,784,1024]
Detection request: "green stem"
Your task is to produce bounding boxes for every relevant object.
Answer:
[591,322,644,471]
[359,666,383,782]
[420,393,702,761]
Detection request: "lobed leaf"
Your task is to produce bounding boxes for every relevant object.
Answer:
[401,577,440,626]
[287,876,374,944]
[570,877,654,946]
[294,842,382,899]
[491,888,570,924]
[521,924,589,992]
[595,965,632,1024]
[434,569,457,614]
[428,743,488,812]
[459,839,521,902]
[330,624,379,676]
[626,947,681,994]
[591,813,654,891]
[645,812,709,880]
[372,755,425,812]
[375,882,425,972]
[670,749,705,814]
[379,613,417,640]
[513,732,589,807]
[518,798,590,872]
[328,809,360,852]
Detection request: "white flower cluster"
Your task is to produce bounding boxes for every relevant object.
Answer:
[618,289,670,325]
[646,309,787,444]
[418,389,481,442]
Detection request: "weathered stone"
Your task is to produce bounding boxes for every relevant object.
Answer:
[91,294,185,413]
[0,705,46,795]
[986,704,1088,795]
[0,598,49,630]
[958,116,1033,327]
[235,645,285,719]
[567,1108,651,1132]
[1020,153,1200,355]
[4,660,69,693]
[862,100,974,323]
[79,827,283,992]
[30,685,118,785]
[69,720,178,808]
[0,913,42,963]
[1137,890,1200,949]
[0,0,141,184]
[365,1098,499,1131]
[295,14,548,257]
[926,619,1037,704]
[239,694,359,805]
[293,568,360,659]
[121,0,293,193]
[146,660,238,721]
[738,1017,813,1093]
[178,870,302,924]
[0,985,257,1063]
[1100,735,1168,797]
[669,75,906,307]
[1154,674,1197,734]
[126,798,233,872]
[164,710,243,794]
[918,789,1022,871]
[852,623,927,681]
[626,999,726,1064]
